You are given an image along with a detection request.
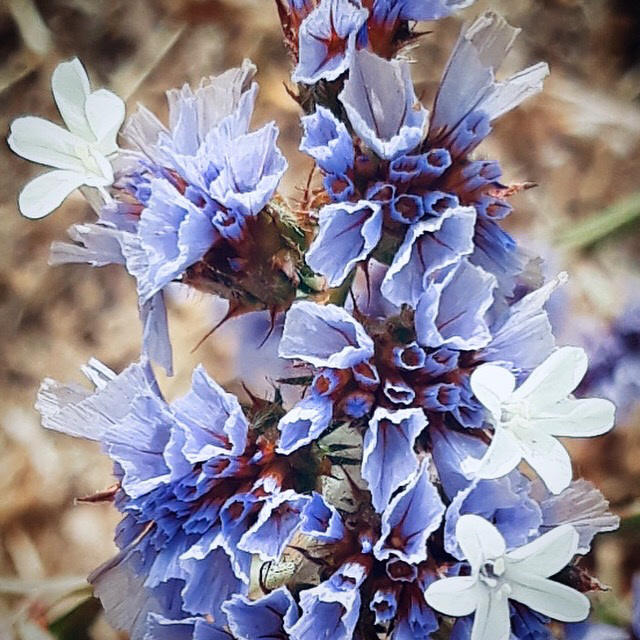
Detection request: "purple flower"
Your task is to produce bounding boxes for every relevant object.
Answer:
[292,0,369,84]
[415,259,497,351]
[339,49,427,160]
[370,0,476,23]
[223,587,299,639]
[361,407,426,512]
[428,12,549,158]
[51,60,289,375]
[373,460,445,565]
[36,359,311,638]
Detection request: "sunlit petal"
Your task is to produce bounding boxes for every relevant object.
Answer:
[424,576,480,617]
[18,170,86,219]
[456,514,506,570]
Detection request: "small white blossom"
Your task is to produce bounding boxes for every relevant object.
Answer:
[424,514,590,640]
[8,57,125,219]
[469,346,615,494]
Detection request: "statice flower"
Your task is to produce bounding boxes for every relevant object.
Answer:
[11,1,624,638]
[8,58,125,219]
[301,13,549,307]
[50,60,316,374]
[277,0,478,82]
[35,359,318,638]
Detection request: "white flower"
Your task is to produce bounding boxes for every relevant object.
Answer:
[469,346,615,494]
[8,57,125,219]
[424,514,590,640]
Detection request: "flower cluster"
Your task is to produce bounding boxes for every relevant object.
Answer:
[9,1,623,639]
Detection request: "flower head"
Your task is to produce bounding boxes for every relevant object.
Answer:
[425,514,590,640]
[8,57,125,218]
[470,346,615,494]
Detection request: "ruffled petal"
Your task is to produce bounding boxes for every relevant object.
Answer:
[362,407,426,512]
[306,200,383,287]
[279,301,375,368]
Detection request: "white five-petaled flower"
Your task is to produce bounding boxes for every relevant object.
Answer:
[8,57,125,219]
[469,346,615,494]
[424,514,590,640]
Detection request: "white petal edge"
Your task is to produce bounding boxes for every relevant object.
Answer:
[471,588,511,640]
[519,430,573,495]
[475,427,522,480]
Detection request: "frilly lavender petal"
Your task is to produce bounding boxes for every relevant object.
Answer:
[306,200,383,287]
[279,300,375,368]
[339,49,427,160]
[362,407,426,512]
[223,588,300,640]
[36,360,317,637]
[415,260,497,350]
[430,424,487,499]
[144,614,232,640]
[481,272,568,372]
[300,491,347,541]
[373,460,445,565]
[370,0,477,22]
[532,479,619,554]
[292,0,369,84]
[381,205,477,307]
[237,489,311,561]
[276,392,334,454]
[171,364,249,461]
[443,473,542,559]
[429,11,549,157]
[286,559,371,640]
[300,106,355,175]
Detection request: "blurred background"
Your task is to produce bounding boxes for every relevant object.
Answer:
[1,0,640,637]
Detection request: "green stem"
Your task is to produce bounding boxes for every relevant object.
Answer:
[556,191,640,250]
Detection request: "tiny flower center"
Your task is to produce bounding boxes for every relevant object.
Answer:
[479,557,508,591]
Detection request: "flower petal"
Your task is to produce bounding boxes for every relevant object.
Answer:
[456,514,506,570]
[8,116,87,171]
[18,170,86,219]
[362,407,426,513]
[85,88,126,154]
[279,301,374,369]
[470,363,516,420]
[508,574,590,622]
[424,576,481,617]
[475,427,522,481]
[511,346,588,410]
[506,524,579,578]
[519,430,572,495]
[471,589,511,640]
[51,57,92,139]
[306,200,383,288]
[530,398,615,438]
